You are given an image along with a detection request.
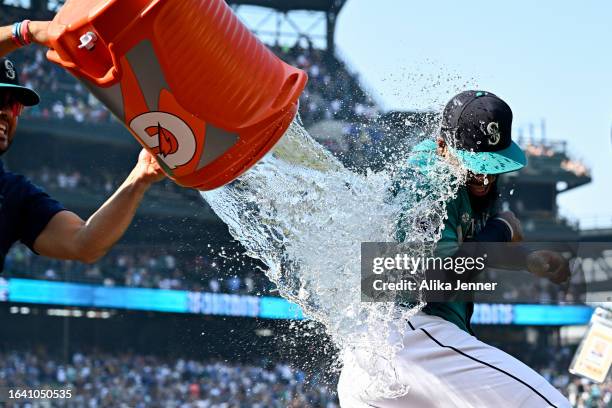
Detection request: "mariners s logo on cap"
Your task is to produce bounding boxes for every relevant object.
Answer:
[4,59,16,80]
[0,58,40,106]
[486,122,501,146]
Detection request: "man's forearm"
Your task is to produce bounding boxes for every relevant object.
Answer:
[0,25,21,58]
[75,171,152,262]
[33,150,165,262]
[1,21,50,58]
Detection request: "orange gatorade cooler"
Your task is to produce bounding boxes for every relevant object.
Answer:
[45,0,307,190]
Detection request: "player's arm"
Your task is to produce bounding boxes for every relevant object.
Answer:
[33,150,165,263]
[0,21,50,58]
[488,211,569,283]
[456,211,569,284]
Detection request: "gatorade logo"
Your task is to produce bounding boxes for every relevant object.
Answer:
[130,112,197,169]
[150,122,179,157]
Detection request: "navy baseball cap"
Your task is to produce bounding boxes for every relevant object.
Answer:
[440,90,526,175]
[0,57,40,106]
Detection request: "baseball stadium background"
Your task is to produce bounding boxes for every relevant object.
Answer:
[0,1,610,407]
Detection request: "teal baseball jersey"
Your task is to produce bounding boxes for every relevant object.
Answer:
[394,139,498,334]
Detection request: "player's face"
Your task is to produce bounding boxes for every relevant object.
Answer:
[467,172,496,197]
[0,91,22,155]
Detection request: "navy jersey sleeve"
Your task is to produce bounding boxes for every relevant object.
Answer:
[17,179,66,252]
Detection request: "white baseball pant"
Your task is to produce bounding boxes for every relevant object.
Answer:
[338,312,570,408]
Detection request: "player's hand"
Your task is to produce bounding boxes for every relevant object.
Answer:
[526,250,570,284]
[28,21,52,48]
[131,149,166,186]
[496,211,523,242]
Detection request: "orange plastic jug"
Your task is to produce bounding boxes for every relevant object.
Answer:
[45,0,307,190]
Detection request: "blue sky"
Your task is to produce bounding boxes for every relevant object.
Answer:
[333,0,612,227]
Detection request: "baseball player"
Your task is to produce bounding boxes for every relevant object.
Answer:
[0,20,164,271]
[338,91,571,407]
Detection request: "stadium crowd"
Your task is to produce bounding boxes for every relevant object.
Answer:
[4,241,580,303]
[23,166,115,193]
[21,166,198,201]
[3,244,274,296]
[13,46,114,124]
[0,350,340,408]
[270,41,379,126]
[0,347,608,407]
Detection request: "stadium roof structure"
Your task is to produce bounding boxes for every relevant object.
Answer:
[21,0,347,13]
[228,0,347,12]
[227,0,347,52]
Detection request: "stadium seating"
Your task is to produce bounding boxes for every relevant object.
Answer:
[0,346,607,407]
[0,350,340,407]
[4,244,275,295]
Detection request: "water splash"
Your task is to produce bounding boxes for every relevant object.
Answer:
[201,118,463,398]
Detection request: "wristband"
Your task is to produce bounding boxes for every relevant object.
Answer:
[11,22,24,47]
[20,20,32,45]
